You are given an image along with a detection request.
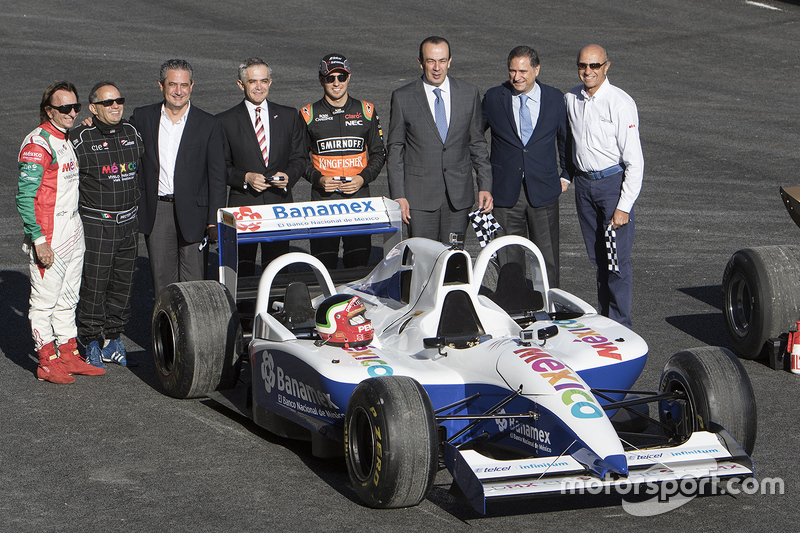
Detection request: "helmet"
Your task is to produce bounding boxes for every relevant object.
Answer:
[315,294,373,347]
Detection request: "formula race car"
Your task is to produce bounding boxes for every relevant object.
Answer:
[151,197,756,513]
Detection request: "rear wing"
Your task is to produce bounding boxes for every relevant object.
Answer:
[217,197,402,298]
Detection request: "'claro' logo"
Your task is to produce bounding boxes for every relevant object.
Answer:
[515,347,602,419]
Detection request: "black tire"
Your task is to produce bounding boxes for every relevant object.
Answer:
[722,246,800,359]
[152,281,243,399]
[344,376,438,509]
[659,346,757,455]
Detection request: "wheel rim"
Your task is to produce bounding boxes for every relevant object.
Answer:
[726,271,752,339]
[347,406,376,483]
[153,309,177,375]
[660,377,696,438]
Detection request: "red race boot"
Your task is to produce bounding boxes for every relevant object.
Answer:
[37,342,75,384]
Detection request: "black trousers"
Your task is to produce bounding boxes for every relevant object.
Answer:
[310,235,371,270]
[238,241,290,278]
[77,216,137,344]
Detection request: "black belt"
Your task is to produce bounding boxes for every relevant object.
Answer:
[80,205,138,224]
[159,195,175,202]
[579,164,624,181]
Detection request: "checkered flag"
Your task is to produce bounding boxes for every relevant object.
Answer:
[469,209,502,248]
[605,223,620,273]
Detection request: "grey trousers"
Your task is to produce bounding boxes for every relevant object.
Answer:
[144,199,206,298]
[493,188,560,288]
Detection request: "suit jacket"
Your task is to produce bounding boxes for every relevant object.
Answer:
[482,80,568,208]
[132,101,227,243]
[387,76,491,211]
[217,100,306,207]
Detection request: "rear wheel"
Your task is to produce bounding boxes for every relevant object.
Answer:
[659,346,757,455]
[345,376,438,509]
[722,246,800,359]
[152,281,243,399]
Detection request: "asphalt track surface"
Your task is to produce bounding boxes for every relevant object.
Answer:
[2,0,799,530]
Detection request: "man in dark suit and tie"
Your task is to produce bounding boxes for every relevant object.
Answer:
[217,57,307,276]
[482,46,569,287]
[387,36,493,243]
[133,59,227,298]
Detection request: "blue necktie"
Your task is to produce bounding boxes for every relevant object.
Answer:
[433,88,448,142]
[519,94,533,145]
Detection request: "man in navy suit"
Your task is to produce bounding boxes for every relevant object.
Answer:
[483,46,569,287]
[132,59,227,298]
[217,57,306,276]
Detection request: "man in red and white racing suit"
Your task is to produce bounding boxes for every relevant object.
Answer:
[16,82,103,384]
[301,54,386,269]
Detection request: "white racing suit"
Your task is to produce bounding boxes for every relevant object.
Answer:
[16,121,84,350]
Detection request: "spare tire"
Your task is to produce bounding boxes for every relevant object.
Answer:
[722,245,800,359]
[152,281,243,399]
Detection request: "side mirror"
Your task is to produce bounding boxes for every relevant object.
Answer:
[423,336,447,356]
[538,325,558,341]
[423,337,445,349]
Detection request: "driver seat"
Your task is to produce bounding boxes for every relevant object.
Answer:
[487,261,545,315]
[437,290,485,343]
[281,282,316,336]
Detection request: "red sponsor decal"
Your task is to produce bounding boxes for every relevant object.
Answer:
[234,206,263,231]
[20,148,46,164]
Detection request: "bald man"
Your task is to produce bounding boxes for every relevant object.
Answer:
[565,44,643,328]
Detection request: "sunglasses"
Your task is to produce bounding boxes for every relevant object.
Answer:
[93,97,126,107]
[577,61,607,70]
[49,103,82,114]
[323,72,349,83]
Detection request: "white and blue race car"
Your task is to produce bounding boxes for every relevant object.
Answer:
[151,197,756,513]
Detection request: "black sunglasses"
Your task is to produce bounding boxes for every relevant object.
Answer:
[93,98,126,107]
[323,72,349,83]
[49,103,82,114]
[577,61,607,70]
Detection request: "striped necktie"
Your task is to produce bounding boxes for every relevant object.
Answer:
[255,107,269,166]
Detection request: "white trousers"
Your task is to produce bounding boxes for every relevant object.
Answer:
[27,216,84,350]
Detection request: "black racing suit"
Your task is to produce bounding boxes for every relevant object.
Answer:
[301,96,386,269]
[70,117,144,345]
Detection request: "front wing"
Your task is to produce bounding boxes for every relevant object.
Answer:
[444,428,754,514]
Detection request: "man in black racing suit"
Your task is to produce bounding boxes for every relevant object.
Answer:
[301,53,386,269]
[70,81,144,368]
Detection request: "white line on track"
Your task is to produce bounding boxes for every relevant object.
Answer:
[745,1,782,10]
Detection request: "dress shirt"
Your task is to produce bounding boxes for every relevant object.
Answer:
[157,102,190,196]
[565,78,644,213]
[512,82,541,140]
[244,99,271,156]
[422,76,451,129]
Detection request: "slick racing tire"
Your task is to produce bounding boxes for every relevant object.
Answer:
[722,246,800,359]
[152,281,243,399]
[659,346,757,455]
[345,376,438,509]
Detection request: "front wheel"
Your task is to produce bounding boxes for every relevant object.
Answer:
[344,376,438,509]
[659,346,757,455]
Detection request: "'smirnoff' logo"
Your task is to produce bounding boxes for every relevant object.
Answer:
[262,353,276,393]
